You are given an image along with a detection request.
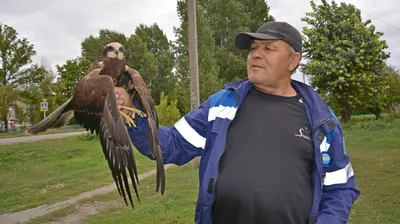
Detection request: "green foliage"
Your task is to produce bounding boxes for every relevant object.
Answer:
[55,57,91,105]
[342,114,400,132]
[0,23,36,86]
[0,85,19,121]
[19,84,43,125]
[78,132,99,141]
[356,65,400,119]
[384,67,400,112]
[199,0,275,82]
[155,92,181,126]
[14,105,25,125]
[301,0,390,123]
[124,34,158,88]
[135,23,177,104]
[0,23,36,130]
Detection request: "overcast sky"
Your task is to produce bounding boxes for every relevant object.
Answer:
[0,0,399,84]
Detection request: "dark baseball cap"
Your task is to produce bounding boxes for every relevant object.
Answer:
[235,21,302,54]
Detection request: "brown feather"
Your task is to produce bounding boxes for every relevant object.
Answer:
[124,66,166,195]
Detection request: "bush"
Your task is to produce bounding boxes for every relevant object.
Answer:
[78,131,99,141]
[155,92,182,127]
[342,114,400,132]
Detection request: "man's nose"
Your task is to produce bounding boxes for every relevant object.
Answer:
[251,48,262,59]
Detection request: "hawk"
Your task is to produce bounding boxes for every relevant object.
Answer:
[26,42,166,208]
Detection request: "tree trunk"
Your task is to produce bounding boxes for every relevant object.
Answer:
[368,108,382,120]
[339,99,352,124]
[3,118,8,132]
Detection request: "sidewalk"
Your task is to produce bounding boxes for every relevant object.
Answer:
[0,132,85,145]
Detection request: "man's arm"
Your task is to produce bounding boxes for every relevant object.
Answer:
[115,87,210,166]
[317,111,360,224]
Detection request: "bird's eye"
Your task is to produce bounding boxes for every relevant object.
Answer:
[119,47,124,52]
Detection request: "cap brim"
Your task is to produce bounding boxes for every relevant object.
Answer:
[235,32,280,50]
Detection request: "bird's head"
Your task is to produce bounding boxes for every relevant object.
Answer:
[102,42,126,60]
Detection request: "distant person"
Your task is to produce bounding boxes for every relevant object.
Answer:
[115,21,360,224]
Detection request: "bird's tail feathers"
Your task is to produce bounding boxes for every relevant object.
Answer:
[26,97,74,135]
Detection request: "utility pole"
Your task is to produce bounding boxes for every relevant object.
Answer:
[188,0,200,111]
[188,0,201,167]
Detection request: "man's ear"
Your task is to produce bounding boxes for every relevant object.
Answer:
[289,52,301,72]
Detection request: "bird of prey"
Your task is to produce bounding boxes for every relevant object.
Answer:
[26,42,165,208]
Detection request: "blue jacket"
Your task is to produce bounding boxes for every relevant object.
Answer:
[128,79,360,224]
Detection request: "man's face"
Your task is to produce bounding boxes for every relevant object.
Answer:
[247,40,299,86]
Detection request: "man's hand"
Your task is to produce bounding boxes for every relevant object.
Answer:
[114,87,133,116]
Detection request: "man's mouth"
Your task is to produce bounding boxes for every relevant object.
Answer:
[251,65,263,69]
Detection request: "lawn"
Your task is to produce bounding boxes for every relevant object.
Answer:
[0,133,158,214]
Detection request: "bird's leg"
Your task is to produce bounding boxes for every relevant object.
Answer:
[120,106,147,119]
[119,111,137,128]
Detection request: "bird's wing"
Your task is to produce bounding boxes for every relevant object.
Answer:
[25,61,105,135]
[73,68,140,207]
[124,66,165,195]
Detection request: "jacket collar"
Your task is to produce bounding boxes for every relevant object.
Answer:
[223,78,333,129]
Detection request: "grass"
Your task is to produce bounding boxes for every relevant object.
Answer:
[0,134,157,214]
[345,116,400,223]
[82,164,199,224]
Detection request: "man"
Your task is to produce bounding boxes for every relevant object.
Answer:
[115,21,360,224]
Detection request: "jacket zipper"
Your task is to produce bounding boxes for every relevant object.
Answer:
[209,88,240,224]
[310,116,333,218]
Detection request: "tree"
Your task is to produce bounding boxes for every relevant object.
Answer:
[174,0,223,114]
[301,0,390,123]
[385,68,400,113]
[0,85,19,128]
[0,23,36,130]
[361,65,400,119]
[155,92,181,126]
[19,85,42,125]
[135,23,177,104]
[18,64,52,125]
[55,57,91,105]
[199,0,275,82]
[14,105,26,126]
[124,34,158,94]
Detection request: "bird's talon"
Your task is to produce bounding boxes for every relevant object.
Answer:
[120,111,138,128]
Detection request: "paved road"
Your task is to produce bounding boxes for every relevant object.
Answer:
[0,131,85,145]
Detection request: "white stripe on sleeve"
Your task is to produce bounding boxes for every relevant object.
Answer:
[208,105,237,121]
[323,162,354,186]
[174,117,206,149]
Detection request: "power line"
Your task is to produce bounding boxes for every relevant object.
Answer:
[342,0,400,32]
